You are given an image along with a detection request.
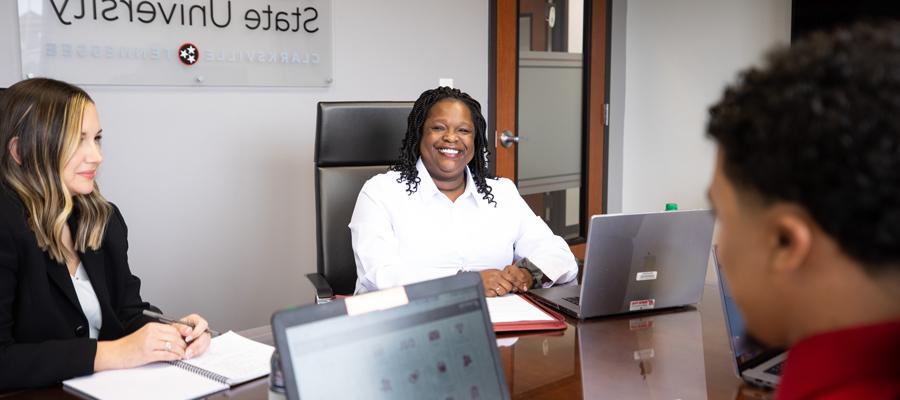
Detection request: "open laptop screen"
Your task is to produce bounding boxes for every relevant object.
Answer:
[280,282,506,399]
[713,247,779,370]
[718,270,768,365]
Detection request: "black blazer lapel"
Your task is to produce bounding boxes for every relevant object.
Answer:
[46,261,80,311]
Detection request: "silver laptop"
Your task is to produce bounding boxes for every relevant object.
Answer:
[271,273,510,400]
[530,209,715,319]
[713,246,785,388]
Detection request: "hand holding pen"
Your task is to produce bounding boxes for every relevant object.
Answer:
[143,310,221,337]
[94,312,216,371]
[142,310,217,360]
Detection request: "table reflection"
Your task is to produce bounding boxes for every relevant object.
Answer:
[0,286,773,400]
[578,308,706,399]
[493,282,772,399]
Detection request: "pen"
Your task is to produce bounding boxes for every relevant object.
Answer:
[142,310,221,337]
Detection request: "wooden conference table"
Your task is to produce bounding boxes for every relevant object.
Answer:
[3,282,773,400]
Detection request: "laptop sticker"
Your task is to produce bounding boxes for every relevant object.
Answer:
[633,349,655,360]
[629,299,656,311]
[345,286,409,316]
[628,318,654,331]
[636,271,658,281]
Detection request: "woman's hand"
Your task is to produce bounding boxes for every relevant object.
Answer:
[94,322,187,371]
[503,264,534,293]
[176,314,212,360]
[479,269,517,297]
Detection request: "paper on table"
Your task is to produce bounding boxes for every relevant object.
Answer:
[180,331,274,385]
[486,295,555,324]
[64,362,228,400]
[496,337,520,347]
[64,331,272,400]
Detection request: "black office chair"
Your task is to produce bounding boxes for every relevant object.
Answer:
[306,101,413,301]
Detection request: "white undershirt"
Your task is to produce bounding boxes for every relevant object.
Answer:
[71,263,102,339]
[349,158,578,293]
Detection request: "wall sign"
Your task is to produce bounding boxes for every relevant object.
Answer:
[17,0,333,86]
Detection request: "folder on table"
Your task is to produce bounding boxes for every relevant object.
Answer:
[486,294,566,332]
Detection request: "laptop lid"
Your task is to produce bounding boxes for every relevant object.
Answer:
[578,209,715,317]
[271,273,510,400]
[712,246,784,374]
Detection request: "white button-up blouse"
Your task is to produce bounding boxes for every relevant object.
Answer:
[349,159,578,293]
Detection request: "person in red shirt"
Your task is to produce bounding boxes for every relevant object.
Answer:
[705,23,900,399]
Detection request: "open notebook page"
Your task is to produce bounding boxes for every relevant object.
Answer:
[64,362,228,400]
[180,330,275,385]
[486,295,556,323]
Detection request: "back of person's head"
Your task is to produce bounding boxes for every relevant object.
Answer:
[392,86,495,205]
[0,78,111,263]
[707,22,900,276]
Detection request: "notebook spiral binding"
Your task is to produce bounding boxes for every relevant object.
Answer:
[169,360,230,384]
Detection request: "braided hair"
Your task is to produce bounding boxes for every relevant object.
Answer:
[391,86,496,206]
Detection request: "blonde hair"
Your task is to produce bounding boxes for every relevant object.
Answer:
[0,78,112,263]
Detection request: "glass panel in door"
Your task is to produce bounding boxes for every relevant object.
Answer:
[517,0,584,239]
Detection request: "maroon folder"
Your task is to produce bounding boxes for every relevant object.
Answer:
[491,294,567,332]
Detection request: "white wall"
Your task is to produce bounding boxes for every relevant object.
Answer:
[608,0,791,213]
[0,1,489,331]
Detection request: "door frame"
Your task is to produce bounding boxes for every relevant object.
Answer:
[489,0,610,260]
[489,0,519,182]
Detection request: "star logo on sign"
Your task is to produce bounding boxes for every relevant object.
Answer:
[178,43,199,66]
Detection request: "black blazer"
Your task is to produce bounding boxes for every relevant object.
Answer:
[0,187,159,390]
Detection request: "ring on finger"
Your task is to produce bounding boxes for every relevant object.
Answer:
[164,341,172,351]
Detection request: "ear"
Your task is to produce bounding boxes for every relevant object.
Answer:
[7,137,21,165]
[768,204,813,276]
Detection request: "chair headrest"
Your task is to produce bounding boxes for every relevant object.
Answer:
[315,101,414,167]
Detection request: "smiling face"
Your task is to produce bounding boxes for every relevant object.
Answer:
[418,99,476,191]
[62,101,103,196]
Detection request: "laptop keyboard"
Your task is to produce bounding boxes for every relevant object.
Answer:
[764,361,784,376]
[563,296,580,306]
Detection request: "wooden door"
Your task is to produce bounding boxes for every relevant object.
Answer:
[494,0,518,181]
[491,0,609,260]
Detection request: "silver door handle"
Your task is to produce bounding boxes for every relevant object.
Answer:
[499,131,520,148]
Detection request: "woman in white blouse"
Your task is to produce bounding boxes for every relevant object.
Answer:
[350,86,578,296]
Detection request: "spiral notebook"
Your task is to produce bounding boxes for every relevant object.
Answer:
[63,331,274,400]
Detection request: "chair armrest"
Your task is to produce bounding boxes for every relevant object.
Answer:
[305,273,334,301]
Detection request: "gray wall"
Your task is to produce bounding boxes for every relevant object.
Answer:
[0,1,489,331]
[607,0,792,213]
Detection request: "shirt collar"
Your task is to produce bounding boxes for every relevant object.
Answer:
[776,318,900,399]
[415,158,489,208]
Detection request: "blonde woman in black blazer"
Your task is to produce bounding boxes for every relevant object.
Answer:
[0,78,211,390]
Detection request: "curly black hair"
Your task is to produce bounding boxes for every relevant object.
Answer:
[391,86,496,206]
[707,22,900,273]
